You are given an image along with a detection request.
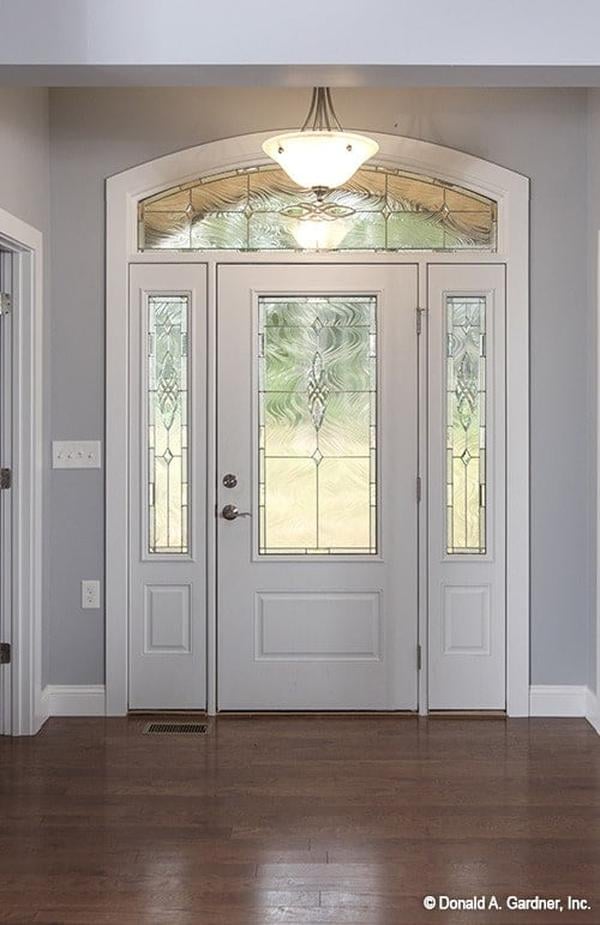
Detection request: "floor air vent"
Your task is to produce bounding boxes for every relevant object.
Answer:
[143,722,208,735]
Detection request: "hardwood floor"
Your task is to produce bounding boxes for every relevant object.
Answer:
[1,716,600,924]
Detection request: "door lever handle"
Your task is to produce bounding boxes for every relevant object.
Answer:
[221,504,252,521]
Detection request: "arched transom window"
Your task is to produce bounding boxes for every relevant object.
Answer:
[138,164,497,252]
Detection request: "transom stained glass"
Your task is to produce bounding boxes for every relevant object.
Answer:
[258,296,377,555]
[147,295,189,554]
[139,165,496,252]
[446,296,486,555]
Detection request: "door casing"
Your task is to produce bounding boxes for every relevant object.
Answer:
[0,248,12,735]
[0,208,44,736]
[106,130,530,716]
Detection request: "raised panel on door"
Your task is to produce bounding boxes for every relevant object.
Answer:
[428,264,506,710]
[217,263,419,710]
[128,264,207,709]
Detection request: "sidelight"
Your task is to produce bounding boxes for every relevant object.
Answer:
[147,294,190,555]
[446,295,487,555]
[258,295,377,555]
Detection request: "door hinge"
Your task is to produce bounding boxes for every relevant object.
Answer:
[0,293,11,316]
[417,644,422,671]
[0,642,10,665]
[416,307,425,335]
[0,468,11,490]
[416,475,422,503]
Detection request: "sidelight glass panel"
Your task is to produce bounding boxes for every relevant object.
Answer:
[147,294,189,554]
[258,296,377,555]
[446,296,486,555]
[138,165,497,252]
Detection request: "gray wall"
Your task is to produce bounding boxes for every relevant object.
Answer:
[0,87,51,685]
[47,86,593,686]
[587,90,600,695]
[0,87,49,232]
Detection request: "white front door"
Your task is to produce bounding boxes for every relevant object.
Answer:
[217,264,419,710]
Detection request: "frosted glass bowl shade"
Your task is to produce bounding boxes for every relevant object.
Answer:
[262,131,379,190]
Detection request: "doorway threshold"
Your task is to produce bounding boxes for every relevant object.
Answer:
[427,710,506,719]
[216,710,418,719]
[127,709,209,718]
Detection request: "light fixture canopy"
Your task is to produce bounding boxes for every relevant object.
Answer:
[262,87,379,198]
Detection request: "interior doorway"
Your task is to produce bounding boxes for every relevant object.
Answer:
[0,206,43,737]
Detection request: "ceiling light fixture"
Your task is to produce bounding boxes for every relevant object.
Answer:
[262,87,379,201]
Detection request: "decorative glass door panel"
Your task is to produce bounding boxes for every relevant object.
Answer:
[445,296,486,555]
[258,295,377,555]
[218,264,418,711]
[147,294,189,555]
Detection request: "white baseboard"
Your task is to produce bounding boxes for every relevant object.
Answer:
[586,687,600,733]
[41,684,106,717]
[529,684,597,723]
[36,683,600,729]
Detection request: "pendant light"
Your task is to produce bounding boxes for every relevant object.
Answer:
[262,88,379,200]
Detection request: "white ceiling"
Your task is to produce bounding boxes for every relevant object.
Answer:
[2,0,600,86]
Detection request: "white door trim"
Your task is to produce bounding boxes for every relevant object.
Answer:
[106,130,530,717]
[0,206,44,735]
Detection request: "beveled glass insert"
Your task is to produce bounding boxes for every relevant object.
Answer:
[258,296,377,555]
[147,294,189,554]
[446,296,486,555]
[139,165,496,252]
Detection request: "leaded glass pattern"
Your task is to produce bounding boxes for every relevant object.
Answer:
[258,296,377,555]
[446,296,486,554]
[148,295,189,554]
[138,165,496,252]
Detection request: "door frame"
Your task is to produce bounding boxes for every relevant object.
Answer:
[106,130,529,716]
[0,207,44,736]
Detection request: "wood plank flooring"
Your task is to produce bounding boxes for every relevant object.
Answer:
[1,716,600,923]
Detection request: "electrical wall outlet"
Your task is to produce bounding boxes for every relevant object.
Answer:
[53,440,102,469]
[82,580,101,609]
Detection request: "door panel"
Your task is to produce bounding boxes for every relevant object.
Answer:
[428,264,506,710]
[217,264,418,710]
[128,264,207,710]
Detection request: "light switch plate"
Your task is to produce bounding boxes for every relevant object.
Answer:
[52,440,102,469]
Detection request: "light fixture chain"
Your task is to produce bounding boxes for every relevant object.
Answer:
[320,89,331,131]
[315,88,326,130]
[301,87,319,132]
[300,87,344,132]
[325,88,343,131]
